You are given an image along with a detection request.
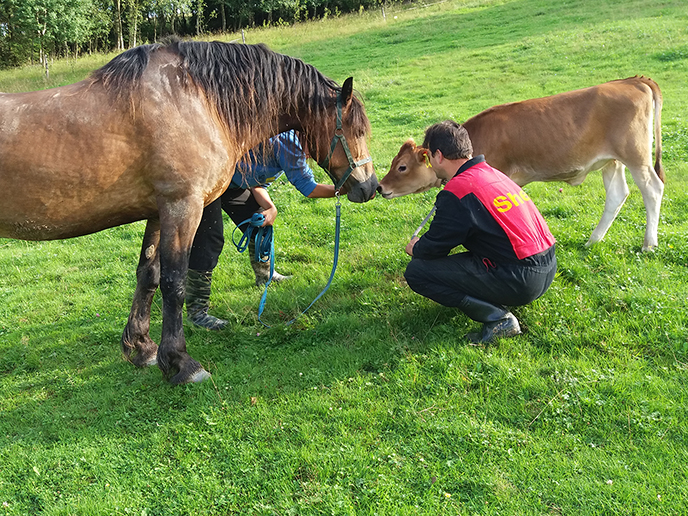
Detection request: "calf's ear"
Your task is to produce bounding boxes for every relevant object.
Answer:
[399,138,416,153]
[414,147,428,164]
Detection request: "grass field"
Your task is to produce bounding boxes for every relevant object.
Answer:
[1,0,688,514]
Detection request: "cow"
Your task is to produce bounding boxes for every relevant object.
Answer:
[378,76,665,251]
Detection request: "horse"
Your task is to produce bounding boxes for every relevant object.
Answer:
[0,40,378,385]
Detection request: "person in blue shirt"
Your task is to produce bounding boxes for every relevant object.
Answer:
[186,130,339,330]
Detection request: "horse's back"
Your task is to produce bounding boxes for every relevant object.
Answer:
[0,81,158,240]
[0,58,240,242]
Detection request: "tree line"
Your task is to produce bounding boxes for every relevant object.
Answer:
[0,0,398,69]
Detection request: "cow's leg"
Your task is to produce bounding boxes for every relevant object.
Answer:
[587,161,629,247]
[156,197,211,385]
[121,219,161,368]
[627,164,664,252]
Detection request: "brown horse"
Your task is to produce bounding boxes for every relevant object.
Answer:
[0,40,378,384]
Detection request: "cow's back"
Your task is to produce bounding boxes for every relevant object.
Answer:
[463,77,659,186]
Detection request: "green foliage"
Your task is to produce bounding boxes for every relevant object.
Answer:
[0,0,101,66]
[2,0,688,514]
[0,0,405,68]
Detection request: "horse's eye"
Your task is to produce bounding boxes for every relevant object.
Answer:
[398,165,407,173]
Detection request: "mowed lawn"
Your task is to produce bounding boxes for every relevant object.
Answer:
[1,0,687,514]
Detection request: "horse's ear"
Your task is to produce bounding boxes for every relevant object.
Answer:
[342,77,354,104]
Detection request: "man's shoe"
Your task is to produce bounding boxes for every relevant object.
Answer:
[467,313,521,343]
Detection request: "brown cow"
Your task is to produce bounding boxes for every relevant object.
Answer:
[378,76,664,251]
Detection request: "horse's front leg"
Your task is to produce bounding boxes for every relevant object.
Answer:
[156,197,211,385]
[121,218,161,367]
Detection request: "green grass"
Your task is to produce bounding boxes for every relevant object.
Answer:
[2,0,688,514]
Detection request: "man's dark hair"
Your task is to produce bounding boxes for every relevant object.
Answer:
[422,120,473,160]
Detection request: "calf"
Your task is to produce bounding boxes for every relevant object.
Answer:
[378,76,664,251]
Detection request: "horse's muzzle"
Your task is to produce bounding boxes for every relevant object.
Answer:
[347,174,379,203]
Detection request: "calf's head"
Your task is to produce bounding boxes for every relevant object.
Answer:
[377,139,443,198]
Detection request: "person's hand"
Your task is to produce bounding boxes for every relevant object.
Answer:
[405,236,420,257]
[261,206,277,226]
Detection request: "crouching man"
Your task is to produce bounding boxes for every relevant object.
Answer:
[404,121,557,343]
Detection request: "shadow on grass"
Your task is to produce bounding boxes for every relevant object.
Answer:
[0,288,474,444]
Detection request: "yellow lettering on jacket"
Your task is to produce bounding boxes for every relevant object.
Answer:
[507,192,523,206]
[493,190,531,212]
[493,196,512,212]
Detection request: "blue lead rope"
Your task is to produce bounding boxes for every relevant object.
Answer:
[232,199,342,327]
[232,213,273,263]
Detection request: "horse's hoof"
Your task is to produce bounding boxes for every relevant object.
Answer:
[169,368,211,385]
[143,355,158,367]
[129,350,158,368]
[189,369,211,383]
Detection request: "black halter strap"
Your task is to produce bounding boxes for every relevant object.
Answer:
[318,90,373,191]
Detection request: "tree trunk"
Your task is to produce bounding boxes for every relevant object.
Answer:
[38,12,49,79]
[220,2,226,32]
[129,0,138,48]
[195,0,204,35]
[41,49,49,80]
[115,0,124,50]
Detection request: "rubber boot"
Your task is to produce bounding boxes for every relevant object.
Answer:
[185,269,228,330]
[458,295,521,343]
[249,240,292,286]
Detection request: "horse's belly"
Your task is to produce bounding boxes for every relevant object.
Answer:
[0,175,157,241]
[0,210,150,241]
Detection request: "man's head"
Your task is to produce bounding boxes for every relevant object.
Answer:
[422,120,473,160]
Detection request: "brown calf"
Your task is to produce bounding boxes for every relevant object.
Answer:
[378,76,664,251]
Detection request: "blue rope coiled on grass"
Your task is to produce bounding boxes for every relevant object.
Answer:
[233,201,342,327]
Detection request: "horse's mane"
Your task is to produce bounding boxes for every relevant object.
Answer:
[90,40,370,156]
[90,43,162,94]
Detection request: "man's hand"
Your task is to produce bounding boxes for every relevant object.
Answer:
[405,236,420,257]
[261,206,277,226]
[251,186,278,226]
[307,183,345,198]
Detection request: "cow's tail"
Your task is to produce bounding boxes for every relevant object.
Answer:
[640,76,665,183]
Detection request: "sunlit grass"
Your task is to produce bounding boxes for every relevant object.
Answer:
[1,0,688,514]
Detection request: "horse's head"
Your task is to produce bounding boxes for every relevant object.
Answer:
[377,139,443,198]
[310,78,378,203]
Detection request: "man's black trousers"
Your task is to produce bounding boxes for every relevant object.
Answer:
[404,246,557,308]
[188,188,261,272]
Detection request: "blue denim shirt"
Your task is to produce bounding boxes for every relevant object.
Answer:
[230,131,318,197]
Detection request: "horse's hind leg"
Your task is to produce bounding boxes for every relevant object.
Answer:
[121,219,161,367]
[586,161,629,247]
[156,198,211,385]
